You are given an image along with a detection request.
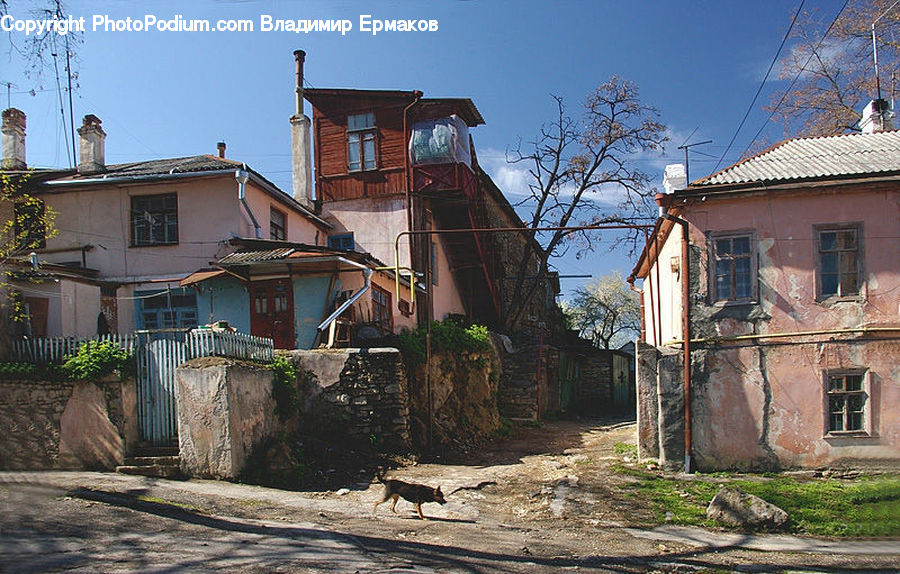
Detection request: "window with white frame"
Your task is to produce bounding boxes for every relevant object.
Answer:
[710,231,756,302]
[816,224,862,299]
[826,370,868,434]
[347,112,377,172]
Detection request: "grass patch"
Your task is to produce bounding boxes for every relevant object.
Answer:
[613,442,638,458]
[613,467,900,537]
[135,495,202,513]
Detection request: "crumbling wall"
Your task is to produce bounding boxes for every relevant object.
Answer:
[0,377,137,470]
[286,348,411,449]
[176,357,277,479]
[404,345,500,448]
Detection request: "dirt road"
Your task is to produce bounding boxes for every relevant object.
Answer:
[2,417,898,572]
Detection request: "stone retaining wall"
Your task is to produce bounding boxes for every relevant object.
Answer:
[286,348,411,449]
[0,377,137,470]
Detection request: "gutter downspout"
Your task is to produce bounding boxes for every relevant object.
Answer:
[317,257,372,332]
[663,213,692,473]
[402,91,422,314]
[236,170,262,238]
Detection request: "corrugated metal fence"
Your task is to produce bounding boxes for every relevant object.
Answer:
[9,329,274,446]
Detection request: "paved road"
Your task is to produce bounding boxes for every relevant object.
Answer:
[3,470,900,573]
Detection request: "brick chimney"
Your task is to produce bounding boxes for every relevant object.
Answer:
[77,114,106,174]
[1,108,27,170]
[290,49,315,212]
[859,99,894,134]
[217,141,226,158]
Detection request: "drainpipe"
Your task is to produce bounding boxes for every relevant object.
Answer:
[663,213,692,473]
[402,91,423,313]
[236,169,262,238]
[317,257,372,332]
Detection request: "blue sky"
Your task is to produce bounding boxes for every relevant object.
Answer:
[0,0,850,297]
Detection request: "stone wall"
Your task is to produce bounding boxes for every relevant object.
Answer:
[497,341,560,420]
[286,348,411,449]
[0,377,137,470]
[405,346,500,448]
[176,357,277,479]
[577,351,613,413]
[635,342,685,470]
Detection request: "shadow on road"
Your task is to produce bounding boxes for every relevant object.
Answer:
[64,486,872,573]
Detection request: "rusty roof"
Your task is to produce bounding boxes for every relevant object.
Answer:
[695,130,900,187]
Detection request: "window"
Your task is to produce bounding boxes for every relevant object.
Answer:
[136,288,197,330]
[14,199,46,250]
[270,207,286,241]
[710,231,756,302]
[328,233,355,251]
[826,370,868,434]
[347,112,377,172]
[816,224,862,299]
[131,194,178,246]
[372,284,392,333]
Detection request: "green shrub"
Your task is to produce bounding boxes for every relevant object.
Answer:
[397,319,492,368]
[61,340,132,381]
[0,362,36,379]
[271,356,298,421]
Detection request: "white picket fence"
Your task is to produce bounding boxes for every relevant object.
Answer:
[9,329,273,364]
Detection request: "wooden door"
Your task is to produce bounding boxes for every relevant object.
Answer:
[249,279,295,349]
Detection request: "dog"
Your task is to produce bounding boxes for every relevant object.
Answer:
[373,474,446,520]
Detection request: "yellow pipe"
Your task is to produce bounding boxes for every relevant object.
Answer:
[375,265,417,309]
[663,326,900,346]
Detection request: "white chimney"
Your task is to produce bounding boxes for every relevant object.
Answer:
[77,114,106,174]
[859,99,894,134]
[1,108,26,170]
[290,50,314,212]
[663,163,687,194]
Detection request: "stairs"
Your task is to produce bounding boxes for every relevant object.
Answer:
[116,446,183,479]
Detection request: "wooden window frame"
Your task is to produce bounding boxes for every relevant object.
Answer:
[708,230,758,304]
[371,283,393,333]
[824,369,871,436]
[814,222,864,302]
[270,206,287,241]
[131,193,179,247]
[327,233,355,251]
[347,112,377,173]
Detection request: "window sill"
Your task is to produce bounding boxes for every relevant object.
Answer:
[824,431,878,443]
[816,295,865,306]
[710,299,758,307]
[130,242,179,248]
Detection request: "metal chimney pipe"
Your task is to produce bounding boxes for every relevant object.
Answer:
[294,50,306,116]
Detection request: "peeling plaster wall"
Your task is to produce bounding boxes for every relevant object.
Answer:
[641,183,900,470]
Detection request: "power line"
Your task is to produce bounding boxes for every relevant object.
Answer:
[713,0,806,173]
[742,0,851,158]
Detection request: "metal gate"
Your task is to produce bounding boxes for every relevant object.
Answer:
[134,329,275,446]
[9,330,274,448]
[135,330,189,446]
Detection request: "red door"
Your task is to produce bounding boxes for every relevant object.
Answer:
[249,279,295,349]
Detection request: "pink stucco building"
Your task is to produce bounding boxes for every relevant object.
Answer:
[633,110,900,471]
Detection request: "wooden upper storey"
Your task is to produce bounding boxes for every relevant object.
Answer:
[304,88,484,202]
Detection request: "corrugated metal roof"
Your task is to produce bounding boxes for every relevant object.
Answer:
[63,155,242,179]
[695,130,900,186]
[217,248,296,265]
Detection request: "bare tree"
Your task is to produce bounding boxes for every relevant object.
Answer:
[563,272,640,350]
[768,0,899,136]
[503,77,666,331]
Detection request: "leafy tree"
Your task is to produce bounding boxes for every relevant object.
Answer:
[563,271,640,350]
[504,77,666,330]
[768,0,899,136]
[0,172,58,353]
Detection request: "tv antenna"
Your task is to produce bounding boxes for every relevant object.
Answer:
[872,0,900,100]
[678,139,712,184]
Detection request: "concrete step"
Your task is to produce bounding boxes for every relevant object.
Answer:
[116,463,183,479]
[123,456,180,467]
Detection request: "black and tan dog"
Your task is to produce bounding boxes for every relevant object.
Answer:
[373,474,446,520]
